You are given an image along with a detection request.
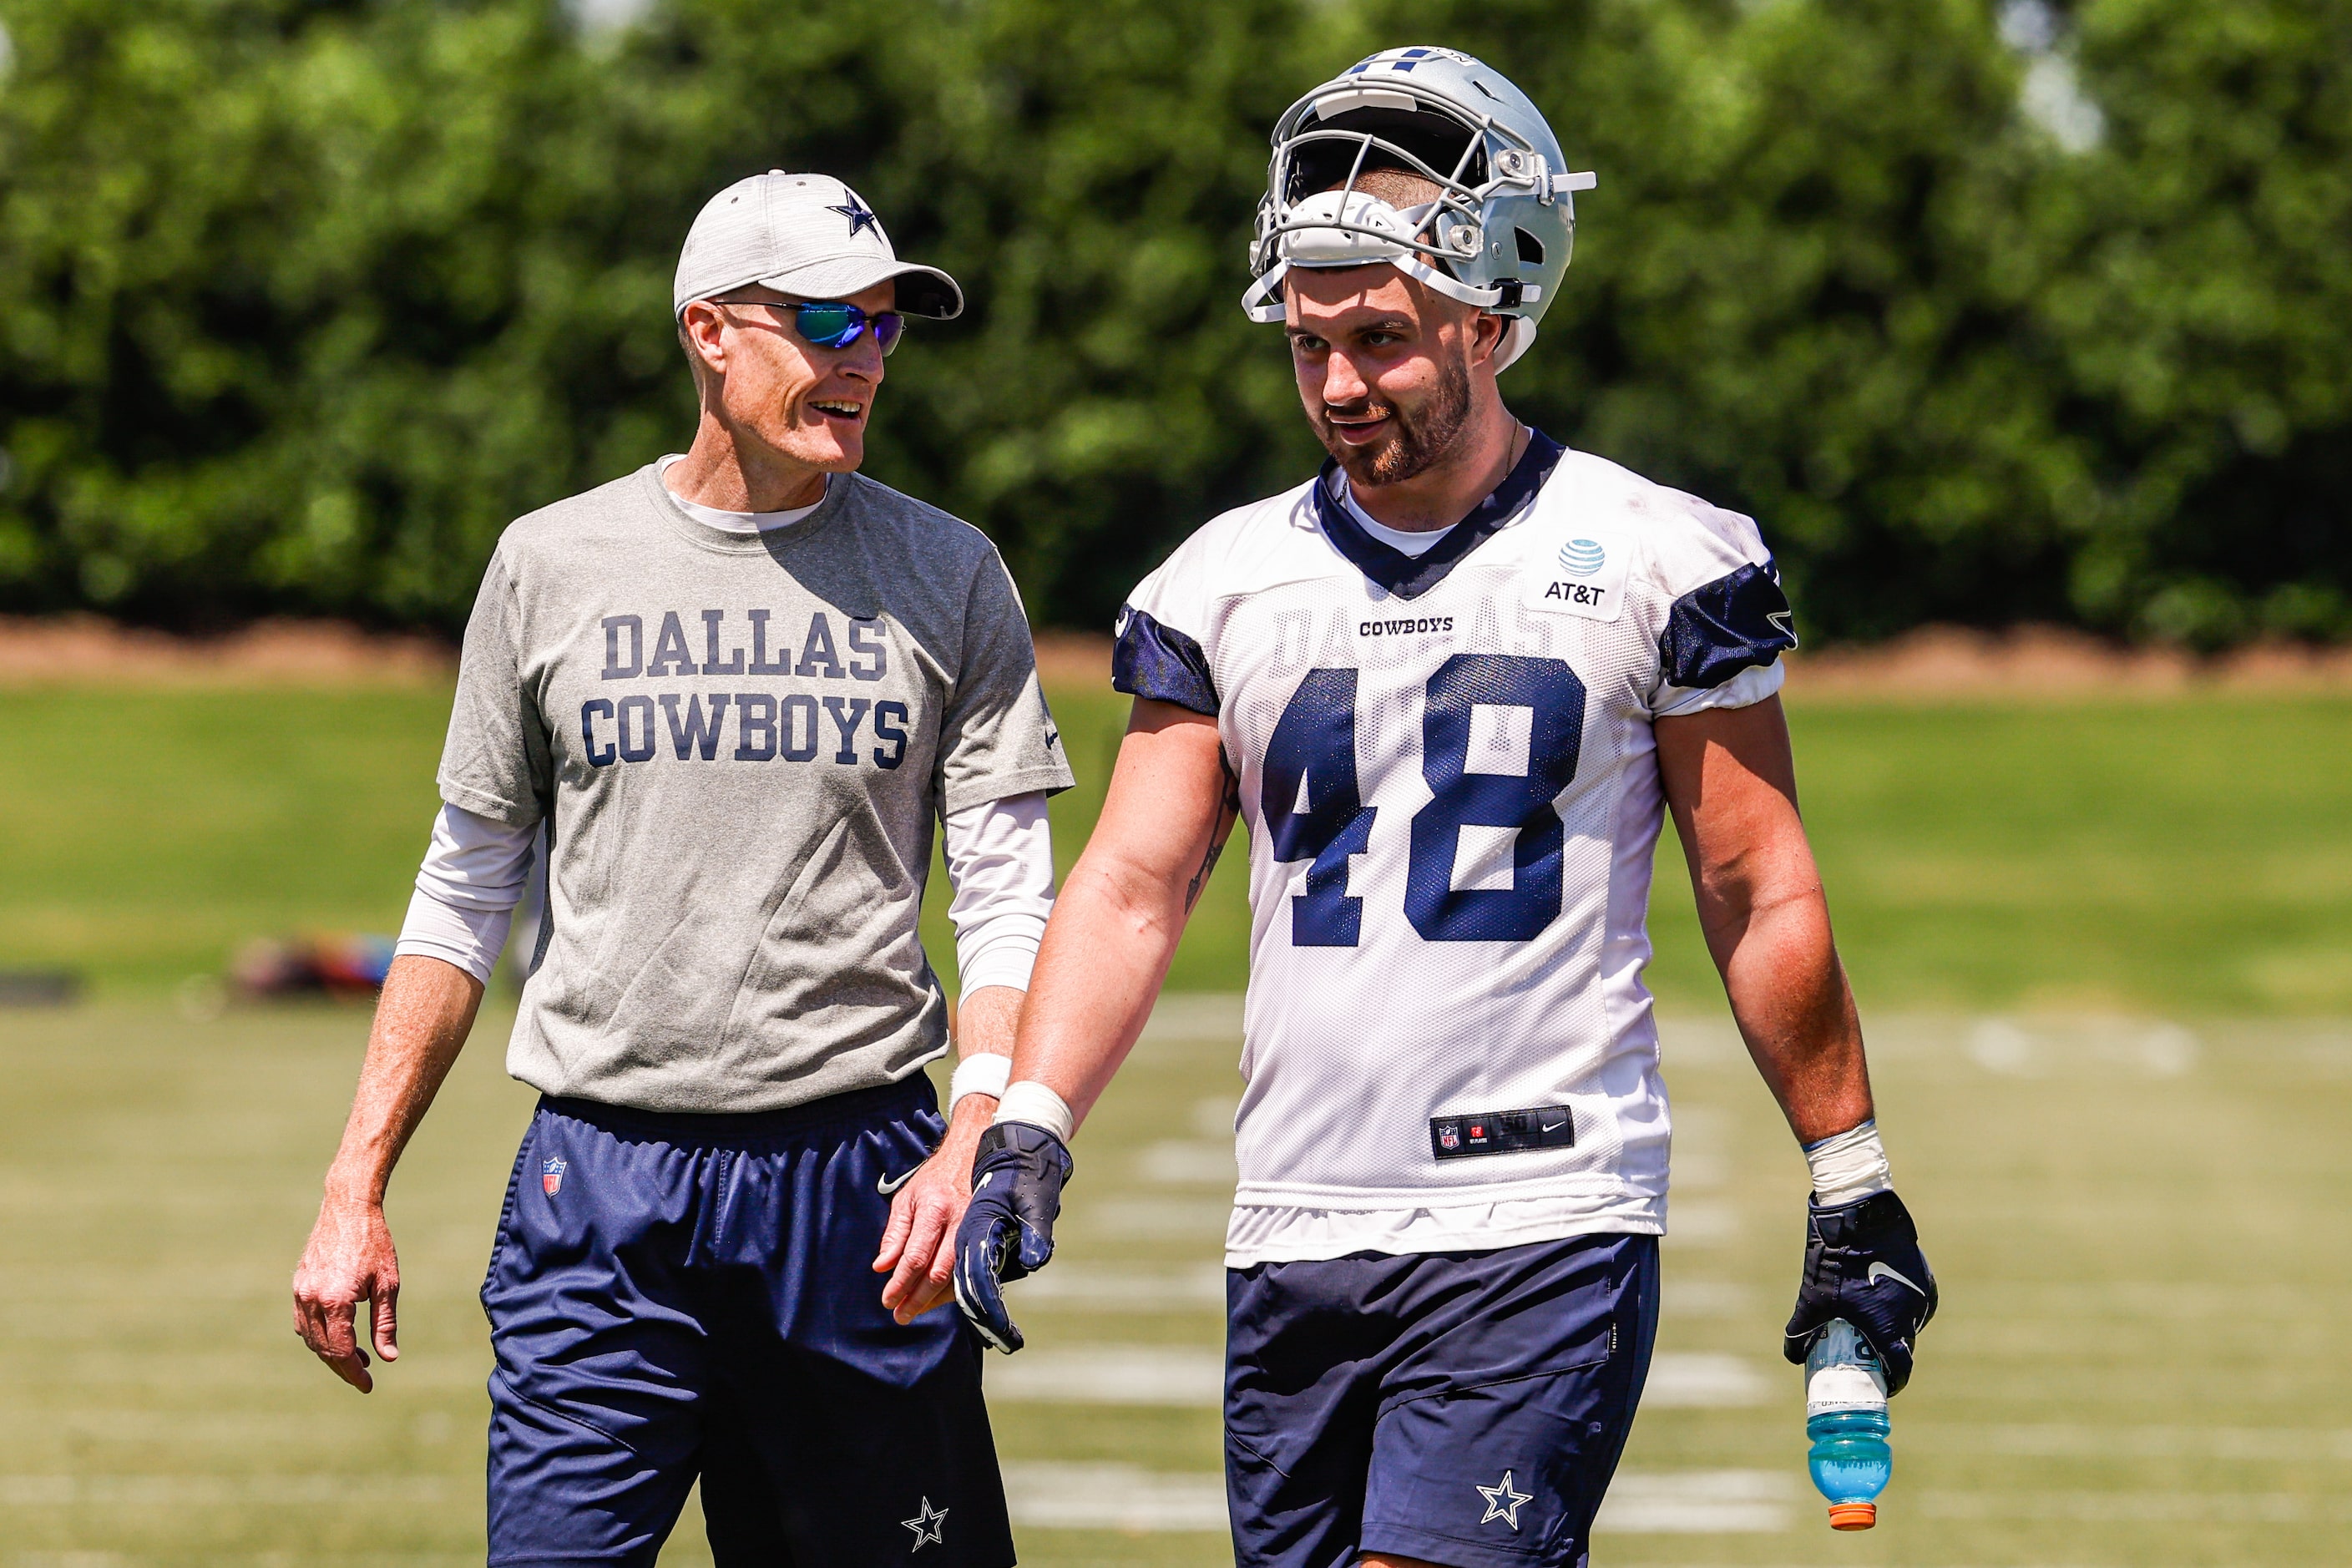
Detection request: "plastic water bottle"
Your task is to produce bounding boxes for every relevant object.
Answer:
[1804,1318,1891,1530]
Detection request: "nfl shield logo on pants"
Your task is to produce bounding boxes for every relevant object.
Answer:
[542,1157,566,1196]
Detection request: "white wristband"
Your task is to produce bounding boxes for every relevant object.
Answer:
[1803,1118,1893,1206]
[948,1051,1013,1114]
[994,1080,1076,1144]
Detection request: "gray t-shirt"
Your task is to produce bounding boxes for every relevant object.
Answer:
[440,463,1074,1113]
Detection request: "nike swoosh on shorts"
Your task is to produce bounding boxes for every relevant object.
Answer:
[878,1167,919,1196]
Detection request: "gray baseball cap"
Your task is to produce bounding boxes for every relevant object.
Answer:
[672,171,964,320]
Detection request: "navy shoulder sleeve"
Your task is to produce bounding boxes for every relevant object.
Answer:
[1659,563,1798,690]
[1111,606,1218,716]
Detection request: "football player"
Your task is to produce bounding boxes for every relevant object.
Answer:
[956,48,1936,1568]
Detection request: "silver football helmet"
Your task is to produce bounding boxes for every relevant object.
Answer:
[1243,47,1594,372]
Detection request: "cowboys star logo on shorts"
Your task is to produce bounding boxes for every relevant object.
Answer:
[1477,1469,1533,1530]
[541,1156,567,1196]
[902,1496,948,1550]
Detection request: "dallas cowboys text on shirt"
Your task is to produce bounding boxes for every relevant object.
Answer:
[584,609,908,769]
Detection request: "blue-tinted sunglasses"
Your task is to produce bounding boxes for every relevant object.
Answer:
[711,297,905,356]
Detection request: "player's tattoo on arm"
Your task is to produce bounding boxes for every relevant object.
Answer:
[1184,751,1244,913]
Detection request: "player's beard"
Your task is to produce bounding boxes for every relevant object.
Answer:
[1314,348,1475,489]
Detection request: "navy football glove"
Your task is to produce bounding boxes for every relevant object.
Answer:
[953,1121,1073,1353]
[1783,1188,1938,1394]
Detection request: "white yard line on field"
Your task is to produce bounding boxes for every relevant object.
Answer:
[1642,1352,1775,1406]
[1921,1490,2352,1523]
[1011,1264,1761,1318]
[1000,1463,1226,1531]
[1135,1140,1238,1185]
[5,1555,482,1568]
[1664,1278,1759,1317]
[986,1346,1223,1406]
[1000,1464,1797,1534]
[1595,1470,1794,1532]
[1909,1423,2352,1460]
[0,1474,463,1505]
[1075,1196,1234,1239]
[1134,994,1246,1044]
[1662,1201,1740,1247]
[1965,1018,2201,1077]
[986,1347,1772,1408]
[1006,1263,1227,1309]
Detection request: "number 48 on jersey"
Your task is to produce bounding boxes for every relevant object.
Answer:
[1260,654,1586,948]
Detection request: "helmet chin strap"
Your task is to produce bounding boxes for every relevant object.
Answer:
[1492,316,1537,374]
[1240,262,1540,376]
[1239,264,1290,325]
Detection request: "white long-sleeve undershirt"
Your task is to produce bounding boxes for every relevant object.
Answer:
[392,805,536,984]
[393,792,1056,991]
[939,792,1055,993]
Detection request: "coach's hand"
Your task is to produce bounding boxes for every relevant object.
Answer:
[292,1192,402,1393]
[874,1096,994,1324]
[953,1121,1073,1353]
[1783,1188,1938,1393]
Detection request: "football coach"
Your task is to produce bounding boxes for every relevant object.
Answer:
[292,171,1070,1566]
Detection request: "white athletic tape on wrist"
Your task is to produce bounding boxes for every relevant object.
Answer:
[994,1080,1076,1145]
[948,1051,1013,1115]
[1803,1118,1892,1206]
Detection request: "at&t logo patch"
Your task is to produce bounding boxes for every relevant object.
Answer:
[1525,530,1630,624]
[1558,538,1606,577]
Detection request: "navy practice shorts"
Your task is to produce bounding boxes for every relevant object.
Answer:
[1225,1232,1659,1568]
[479,1080,1014,1568]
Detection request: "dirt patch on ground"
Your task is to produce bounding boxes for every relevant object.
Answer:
[0,615,454,687]
[1042,625,2352,702]
[1033,632,1117,694]
[3,618,2347,698]
[1786,625,2352,700]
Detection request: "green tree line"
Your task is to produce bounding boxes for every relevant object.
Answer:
[0,0,2345,644]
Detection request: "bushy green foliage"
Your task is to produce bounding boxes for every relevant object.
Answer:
[1382,0,2352,645]
[0,0,2344,640]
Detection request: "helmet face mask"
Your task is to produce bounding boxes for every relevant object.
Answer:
[1245,48,1594,373]
[1278,103,1486,205]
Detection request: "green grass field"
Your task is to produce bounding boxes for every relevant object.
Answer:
[3,684,2349,1013]
[0,677,2348,1565]
[0,1003,2345,1565]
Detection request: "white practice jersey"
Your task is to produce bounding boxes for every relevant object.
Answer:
[1110,433,1797,1264]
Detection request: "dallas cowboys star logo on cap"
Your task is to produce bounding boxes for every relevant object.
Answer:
[1477,1469,1533,1530]
[830,195,881,237]
[902,1496,948,1550]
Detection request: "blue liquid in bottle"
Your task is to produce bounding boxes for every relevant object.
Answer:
[1803,1319,1891,1529]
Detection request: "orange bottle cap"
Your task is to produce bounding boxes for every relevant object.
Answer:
[1828,1502,1877,1530]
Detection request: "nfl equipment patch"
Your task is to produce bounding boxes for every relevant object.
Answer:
[542,1157,567,1196]
[1429,1105,1575,1161]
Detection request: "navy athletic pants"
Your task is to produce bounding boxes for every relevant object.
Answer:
[479,1080,1014,1567]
